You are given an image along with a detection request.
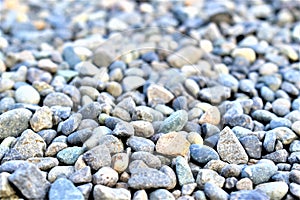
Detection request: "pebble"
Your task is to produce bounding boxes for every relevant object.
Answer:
[43,92,73,108]
[241,160,278,185]
[128,167,173,189]
[259,62,278,75]
[158,110,188,133]
[37,58,58,73]
[220,164,241,178]
[131,151,161,169]
[27,157,59,171]
[0,108,32,139]
[204,182,229,200]
[48,166,75,182]
[126,136,155,153]
[45,142,68,156]
[99,135,124,154]
[252,110,277,123]
[156,131,190,157]
[199,106,220,126]
[122,76,146,92]
[290,183,300,199]
[83,144,111,170]
[289,140,300,152]
[262,149,289,163]
[292,121,300,136]
[49,177,84,200]
[199,85,231,104]
[0,172,16,198]
[270,117,292,129]
[272,98,291,116]
[239,135,262,159]
[218,74,239,92]
[147,84,174,105]
[78,102,102,120]
[93,185,130,200]
[133,190,148,200]
[176,156,195,186]
[149,189,175,200]
[190,144,219,164]
[30,106,53,132]
[15,85,41,104]
[57,146,84,165]
[217,127,248,164]
[232,47,256,63]
[196,169,225,189]
[271,127,298,145]
[63,46,81,68]
[60,113,82,135]
[8,163,50,199]
[255,181,288,200]
[112,121,135,137]
[230,190,269,200]
[93,166,119,187]
[130,121,154,138]
[167,45,202,68]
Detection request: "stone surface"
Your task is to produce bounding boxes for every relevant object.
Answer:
[0,172,16,198]
[49,177,84,200]
[190,144,219,164]
[30,106,53,132]
[93,185,131,200]
[196,169,225,189]
[255,182,288,200]
[204,182,229,200]
[176,156,195,186]
[149,189,175,200]
[43,92,73,108]
[217,127,248,164]
[158,110,188,133]
[93,167,119,187]
[56,146,84,165]
[83,145,111,170]
[15,85,40,104]
[167,45,202,68]
[147,84,174,105]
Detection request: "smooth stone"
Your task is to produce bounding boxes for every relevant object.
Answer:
[204,182,229,200]
[45,142,68,157]
[93,167,118,187]
[232,48,256,63]
[48,166,75,182]
[272,98,291,116]
[37,58,58,73]
[0,172,16,198]
[93,185,130,200]
[252,110,277,123]
[292,121,300,136]
[221,164,242,178]
[230,190,269,200]
[289,140,300,152]
[78,102,102,120]
[49,177,84,200]
[63,46,81,68]
[239,135,262,159]
[259,62,278,75]
[218,74,239,92]
[112,121,134,137]
[130,121,154,138]
[61,113,82,135]
[43,92,73,108]
[158,110,188,133]
[156,131,190,157]
[133,190,148,200]
[199,106,220,126]
[147,84,174,105]
[167,45,203,68]
[190,144,219,164]
[199,85,231,104]
[0,108,32,139]
[255,182,288,200]
[126,136,155,153]
[131,151,161,169]
[217,127,248,164]
[122,76,145,92]
[15,85,40,104]
[9,163,50,199]
[270,117,292,129]
[270,127,298,145]
[176,156,195,186]
[27,157,59,171]
[290,183,300,199]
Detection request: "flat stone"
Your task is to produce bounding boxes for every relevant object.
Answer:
[158,110,188,133]
[37,58,58,73]
[30,106,53,132]
[262,149,289,163]
[271,127,298,145]
[270,117,292,129]
[239,135,262,159]
[199,106,220,126]
[112,121,135,137]
[167,45,203,68]
[255,181,288,200]
[122,76,146,92]
[241,160,278,185]
[176,156,195,186]
[0,160,28,173]
[252,110,277,123]
[15,85,40,104]
[0,108,32,139]
[98,135,124,154]
[147,84,174,105]
[156,131,190,157]
[61,113,82,136]
[93,166,118,186]
[83,144,111,170]
[196,169,225,189]
[199,85,231,104]
[27,157,59,171]
[49,177,84,200]
[8,163,50,199]
[93,185,130,200]
[217,127,248,164]
[190,144,219,164]
[45,142,68,156]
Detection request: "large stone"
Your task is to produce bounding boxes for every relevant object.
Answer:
[190,144,219,164]
[217,127,248,164]
[255,182,288,200]
[0,172,16,198]
[0,108,32,139]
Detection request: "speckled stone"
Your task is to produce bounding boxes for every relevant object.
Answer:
[30,106,53,132]
[196,169,225,189]
[83,144,111,170]
[57,146,84,165]
[147,84,174,105]
[255,181,288,200]
[230,190,269,200]
[126,136,155,153]
[49,177,84,200]
[149,189,175,200]
[131,151,161,169]
[204,182,229,200]
[158,110,188,133]
[27,157,59,171]
[130,121,154,138]
[43,92,73,108]
[176,156,195,186]
[93,185,131,200]
[217,127,248,164]
[112,121,135,137]
[47,166,75,183]
[190,144,219,164]
[93,166,119,186]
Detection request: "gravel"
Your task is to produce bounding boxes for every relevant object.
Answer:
[0,0,300,199]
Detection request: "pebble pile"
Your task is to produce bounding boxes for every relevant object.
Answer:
[0,0,300,199]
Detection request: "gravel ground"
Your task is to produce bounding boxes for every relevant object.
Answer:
[0,0,300,199]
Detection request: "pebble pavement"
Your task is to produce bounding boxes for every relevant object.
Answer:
[0,0,300,199]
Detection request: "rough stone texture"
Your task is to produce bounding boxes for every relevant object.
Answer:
[158,110,188,133]
[199,106,221,126]
[43,92,73,108]
[27,157,59,171]
[82,145,111,170]
[149,189,175,200]
[93,185,131,200]
[48,166,75,182]
[147,84,174,105]
[131,151,162,169]
[190,144,219,164]
[57,146,84,165]
[0,108,32,139]
[204,182,229,200]
[255,181,288,200]
[130,120,154,138]
[176,156,195,186]
[196,169,225,189]
[112,121,135,137]
[8,163,50,199]
[230,190,270,200]
[30,106,53,132]
[49,177,84,200]
[93,167,119,187]
[156,131,190,157]
[217,127,248,164]
[61,113,82,135]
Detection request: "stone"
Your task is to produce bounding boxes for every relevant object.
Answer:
[232,47,256,63]
[241,160,278,185]
[30,106,53,132]
[78,102,102,120]
[221,164,241,178]
[27,157,59,171]
[15,85,40,104]
[167,45,202,68]
[218,74,239,92]
[83,145,111,170]
[133,190,148,200]
[4,129,46,161]
[43,92,73,108]
[196,169,225,189]
[130,121,154,138]
[255,182,288,200]
[270,118,292,129]
[263,131,276,153]
[8,163,50,199]
[190,144,219,164]
[0,108,32,139]
[262,149,289,163]
[48,166,75,182]
[292,121,300,136]
[57,146,84,165]
[272,98,291,116]
[217,127,248,164]
[126,136,155,153]
[149,189,175,200]
[63,46,81,68]
[184,78,200,97]
[239,135,262,159]
[252,110,277,123]
[176,156,195,186]
[156,131,190,157]
[98,135,124,154]
[45,142,68,156]
[199,85,231,104]
[128,167,173,189]
[37,58,58,73]
[290,140,300,152]
[122,76,146,92]
[230,190,270,200]
[271,127,298,145]
[290,183,300,199]
[112,121,134,137]
[204,182,229,200]
[0,172,16,198]
[49,177,84,200]
[290,170,300,184]
[158,110,188,133]
[235,178,253,190]
[77,183,93,200]
[93,166,119,186]
[93,185,131,200]
[199,106,220,126]
[61,113,82,135]
[131,151,161,169]
[147,84,174,105]
[0,160,28,173]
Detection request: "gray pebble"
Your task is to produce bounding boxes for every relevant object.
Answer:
[239,135,262,159]
[190,144,219,164]
[93,166,118,186]
[122,76,146,92]
[49,177,84,200]
[290,140,300,152]
[196,169,225,189]
[93,185,131,200]
[260,86,275,102]
[67,128,93,145]
[270,117,292,129]
[43,92,73,108]
[272,98,291,116]
[262,149,289,163]
[230,190,269,200]
[290,183,300,199]
[61,113,82,135]
[57,146,84,165]
[126,136,155,153]
[27,157,59,171]
[15,85,40,104]
[204,182,229,200]
[83,144,111,170]
[112,121,135,137]
[176,156,195,186]
[221,164,241,178]
[252,110,277,123]
[199,85,231,104]
[130,121,154,138]
[78,102,102,120]
[98,135,124,154]
[149,189,175,200]
[131,151,161,169]
[48,166,75,183]
[281,81,299,96]
[158,110,188,133]
[255,181,288,200]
